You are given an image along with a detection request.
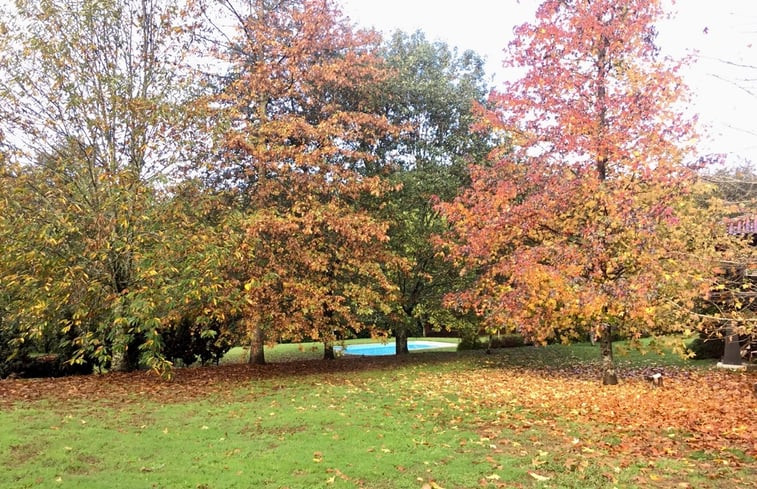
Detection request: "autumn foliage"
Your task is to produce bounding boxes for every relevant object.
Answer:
[0,0,754,378]
[0,0,207,374]
[439,0,726,382]
[207,0,400,360]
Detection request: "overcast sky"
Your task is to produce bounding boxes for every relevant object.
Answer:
[339,0,757,167]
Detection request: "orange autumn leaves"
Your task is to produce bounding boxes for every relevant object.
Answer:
[438,0,717,348]
[2,358,754,463]
[210,0,400,350]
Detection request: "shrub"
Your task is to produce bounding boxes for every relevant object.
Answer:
[457,335,482,351]
[0,320,25,378]
[458,332,529,351]
[162,316,238,367]
[688,337,724,360]
[0,315,94,378]
[457,327,484,351]
[488,334,526,349]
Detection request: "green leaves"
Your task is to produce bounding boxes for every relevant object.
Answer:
[0,0,210,374]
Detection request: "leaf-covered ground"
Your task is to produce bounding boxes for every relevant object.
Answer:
[0,347,755,488]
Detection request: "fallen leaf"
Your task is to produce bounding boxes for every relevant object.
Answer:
[528,471,551,481]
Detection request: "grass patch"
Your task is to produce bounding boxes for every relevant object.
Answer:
[0,340,753,488]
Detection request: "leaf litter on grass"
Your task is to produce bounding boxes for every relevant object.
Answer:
[427,359,757,488]
[0,351,755,488]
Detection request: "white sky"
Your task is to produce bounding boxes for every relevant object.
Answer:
[339,0,757,167]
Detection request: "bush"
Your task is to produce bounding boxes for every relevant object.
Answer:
[488,334,526,349]
[162,316,238,367]
[1,316,94,378]
[457,336,482,351]
[457,333,528,351]
[457,333,529,351]
[688,337,724,360]
[0,317,23,378]
[17,353,92,378]
[457,327,484,351]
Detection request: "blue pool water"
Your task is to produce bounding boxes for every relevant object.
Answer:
[336,340,454,356]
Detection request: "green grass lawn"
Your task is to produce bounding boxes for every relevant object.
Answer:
[0,339,754,489]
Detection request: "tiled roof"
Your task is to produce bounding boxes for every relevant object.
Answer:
[727,216,757,235]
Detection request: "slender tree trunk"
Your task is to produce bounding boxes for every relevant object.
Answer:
[395,326,409,355]
[395,303,416,355]
[323,342,335,360]
[722,325,743,366]
[110,320,128,371]
[599,323,618,385]
[249,322,265,365]
[110,263,137,372]
[111,345,127,372]
[595,37,616,387]
[111,334,142,372]
[321,299,337,360]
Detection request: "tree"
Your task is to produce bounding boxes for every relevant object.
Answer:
[206,0,399,362]
[696,165,757,349]
[369,31,492,354]
[0,0,203,373]
[440,0,715,384]
[703,163,757,206]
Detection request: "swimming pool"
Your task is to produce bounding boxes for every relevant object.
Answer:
[336,340,455,356]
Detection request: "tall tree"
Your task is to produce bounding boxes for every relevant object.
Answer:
[697,165,757,338]
[370,31,492,354]
[0,0,203,373]
[207,0,399,362]
[440,0,714,383]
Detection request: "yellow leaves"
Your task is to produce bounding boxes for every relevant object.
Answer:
[531,449,550,468]
[528,471,551,481]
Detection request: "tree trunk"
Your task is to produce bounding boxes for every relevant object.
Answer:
[248,323,265,365]
[599,323,618,385]
[111,348,127,372]
[323,342,335,360]
[722,325,743,366]
[111,328,141,372]
[395,326,409,355]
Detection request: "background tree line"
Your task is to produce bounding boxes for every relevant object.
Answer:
[0,0,753,381]
[0,0,490,376]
